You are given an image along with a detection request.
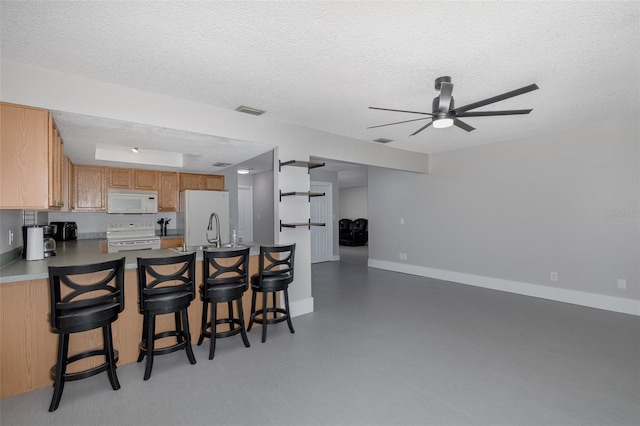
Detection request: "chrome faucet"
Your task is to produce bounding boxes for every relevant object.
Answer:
[206,212,221,247]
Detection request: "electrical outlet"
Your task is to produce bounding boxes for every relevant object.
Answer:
[403,253,408,260]
[550,272,558,282]
[8,229,14,246]
[400,218,405,225]
[617,279,627,290]
[399,252,403,260]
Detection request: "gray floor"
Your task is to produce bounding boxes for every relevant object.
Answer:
[1,245,639,426]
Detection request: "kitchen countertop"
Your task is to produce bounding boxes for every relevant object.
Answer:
[0,239,261,284]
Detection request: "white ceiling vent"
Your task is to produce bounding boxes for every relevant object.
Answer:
[235,106,266,116]
[373,138,393,144]
[212,162,233,167]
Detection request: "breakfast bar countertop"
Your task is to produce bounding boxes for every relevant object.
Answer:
[0,240,260,284]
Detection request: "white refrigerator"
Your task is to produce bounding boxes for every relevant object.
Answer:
[178,190,230,247]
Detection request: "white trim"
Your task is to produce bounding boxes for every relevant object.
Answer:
[332,254,340,261]
[289,297,314,318]
[368,259,640,316]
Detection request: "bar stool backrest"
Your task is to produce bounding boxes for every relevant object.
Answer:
[202,247,250,288]
[48,257,126,333]
[257,243,296,283]
[136,253,196,312]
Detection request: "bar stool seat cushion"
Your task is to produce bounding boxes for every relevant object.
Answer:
[55,302,121,333]
[143,291,192,313]
[199,281,247,303]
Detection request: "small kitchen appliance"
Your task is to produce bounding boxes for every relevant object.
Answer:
[42,224,57,257]
[106,221,161,253]
[50,222,78,241]
[22,225,44,261]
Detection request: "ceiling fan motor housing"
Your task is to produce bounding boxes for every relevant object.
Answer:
[432,96,454,118]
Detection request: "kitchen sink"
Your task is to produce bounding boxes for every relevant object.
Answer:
[170,243,251,253]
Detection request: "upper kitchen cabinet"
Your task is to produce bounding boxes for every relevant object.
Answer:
[158,171,179,212]
[107,167,158,190]
[179,172,225,191]
[73,165,106,211]
[0,102,65,209]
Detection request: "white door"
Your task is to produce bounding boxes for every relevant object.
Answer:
[237,186,253,243]
[310,181,332,263]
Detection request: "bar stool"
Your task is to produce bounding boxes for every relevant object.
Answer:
[248,243,296,343]
[47,257,125,412]
[136,253,196,380]
[198,247,251,359]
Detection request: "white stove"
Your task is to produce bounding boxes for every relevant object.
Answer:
[106,221,161,253]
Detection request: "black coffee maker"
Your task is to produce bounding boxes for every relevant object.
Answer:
[42,225,57,257]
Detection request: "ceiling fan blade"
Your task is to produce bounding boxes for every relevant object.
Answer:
[438,82,454,112]
[367,117,431,129]
[456,109,533,117]
[453,84,539,114]
[369,106,434,116]
[453,119,475,132]
[410,121,433,136]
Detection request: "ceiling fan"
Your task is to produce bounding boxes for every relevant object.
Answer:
[368,76,539,135]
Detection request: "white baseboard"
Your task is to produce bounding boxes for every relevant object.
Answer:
[332,254,340,261]
[289,297,314,318]
[368,259,639,316]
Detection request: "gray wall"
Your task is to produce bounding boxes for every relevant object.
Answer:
[252,170,275,244]
[369,116,639,302]
[339,186,368,220]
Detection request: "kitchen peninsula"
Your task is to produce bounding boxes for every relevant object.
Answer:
[0,240,264,398]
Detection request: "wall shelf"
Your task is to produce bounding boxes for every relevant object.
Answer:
[279,160,325,173]
[280,219,326,231]
[279,190,325,202]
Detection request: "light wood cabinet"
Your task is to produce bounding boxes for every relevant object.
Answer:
[107,167,158,190]
[73,165,106,211]
[179,172,225,191]
[48,117,64,208]
[0,102,65,209]
[158,171,179,212]
[108,168,133,189]
[60,156,74,211]
[134,169,158,190]
[203,174,225,190]
[160,237,183,249]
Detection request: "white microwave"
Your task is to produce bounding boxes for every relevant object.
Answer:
[107,189,158,214]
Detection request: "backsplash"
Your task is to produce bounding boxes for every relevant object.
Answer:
[48,212,178,235]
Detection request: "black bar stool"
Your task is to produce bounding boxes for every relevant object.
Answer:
[247,243,296,342]
[47,257,125,412]
[136,253,197,380]
[198,247,251,359]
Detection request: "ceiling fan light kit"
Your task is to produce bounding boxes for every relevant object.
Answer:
[369,76,539,135]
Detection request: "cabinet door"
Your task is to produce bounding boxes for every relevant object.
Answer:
[47,118,64,208]
[108,168,134,189]
[134,169,158,190]
[203,175,225,190]
[160,237,183,249]
[60,156,73,212]
[179,173,202,191]
[158,172,179,212]
[0,103,49,209]
[74,165,106,211]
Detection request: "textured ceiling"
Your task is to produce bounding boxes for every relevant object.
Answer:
[1,1,639,173]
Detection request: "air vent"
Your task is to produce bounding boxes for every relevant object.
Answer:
[235,106,266,116]
[212,162,232,167]
[373,138,393,144]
